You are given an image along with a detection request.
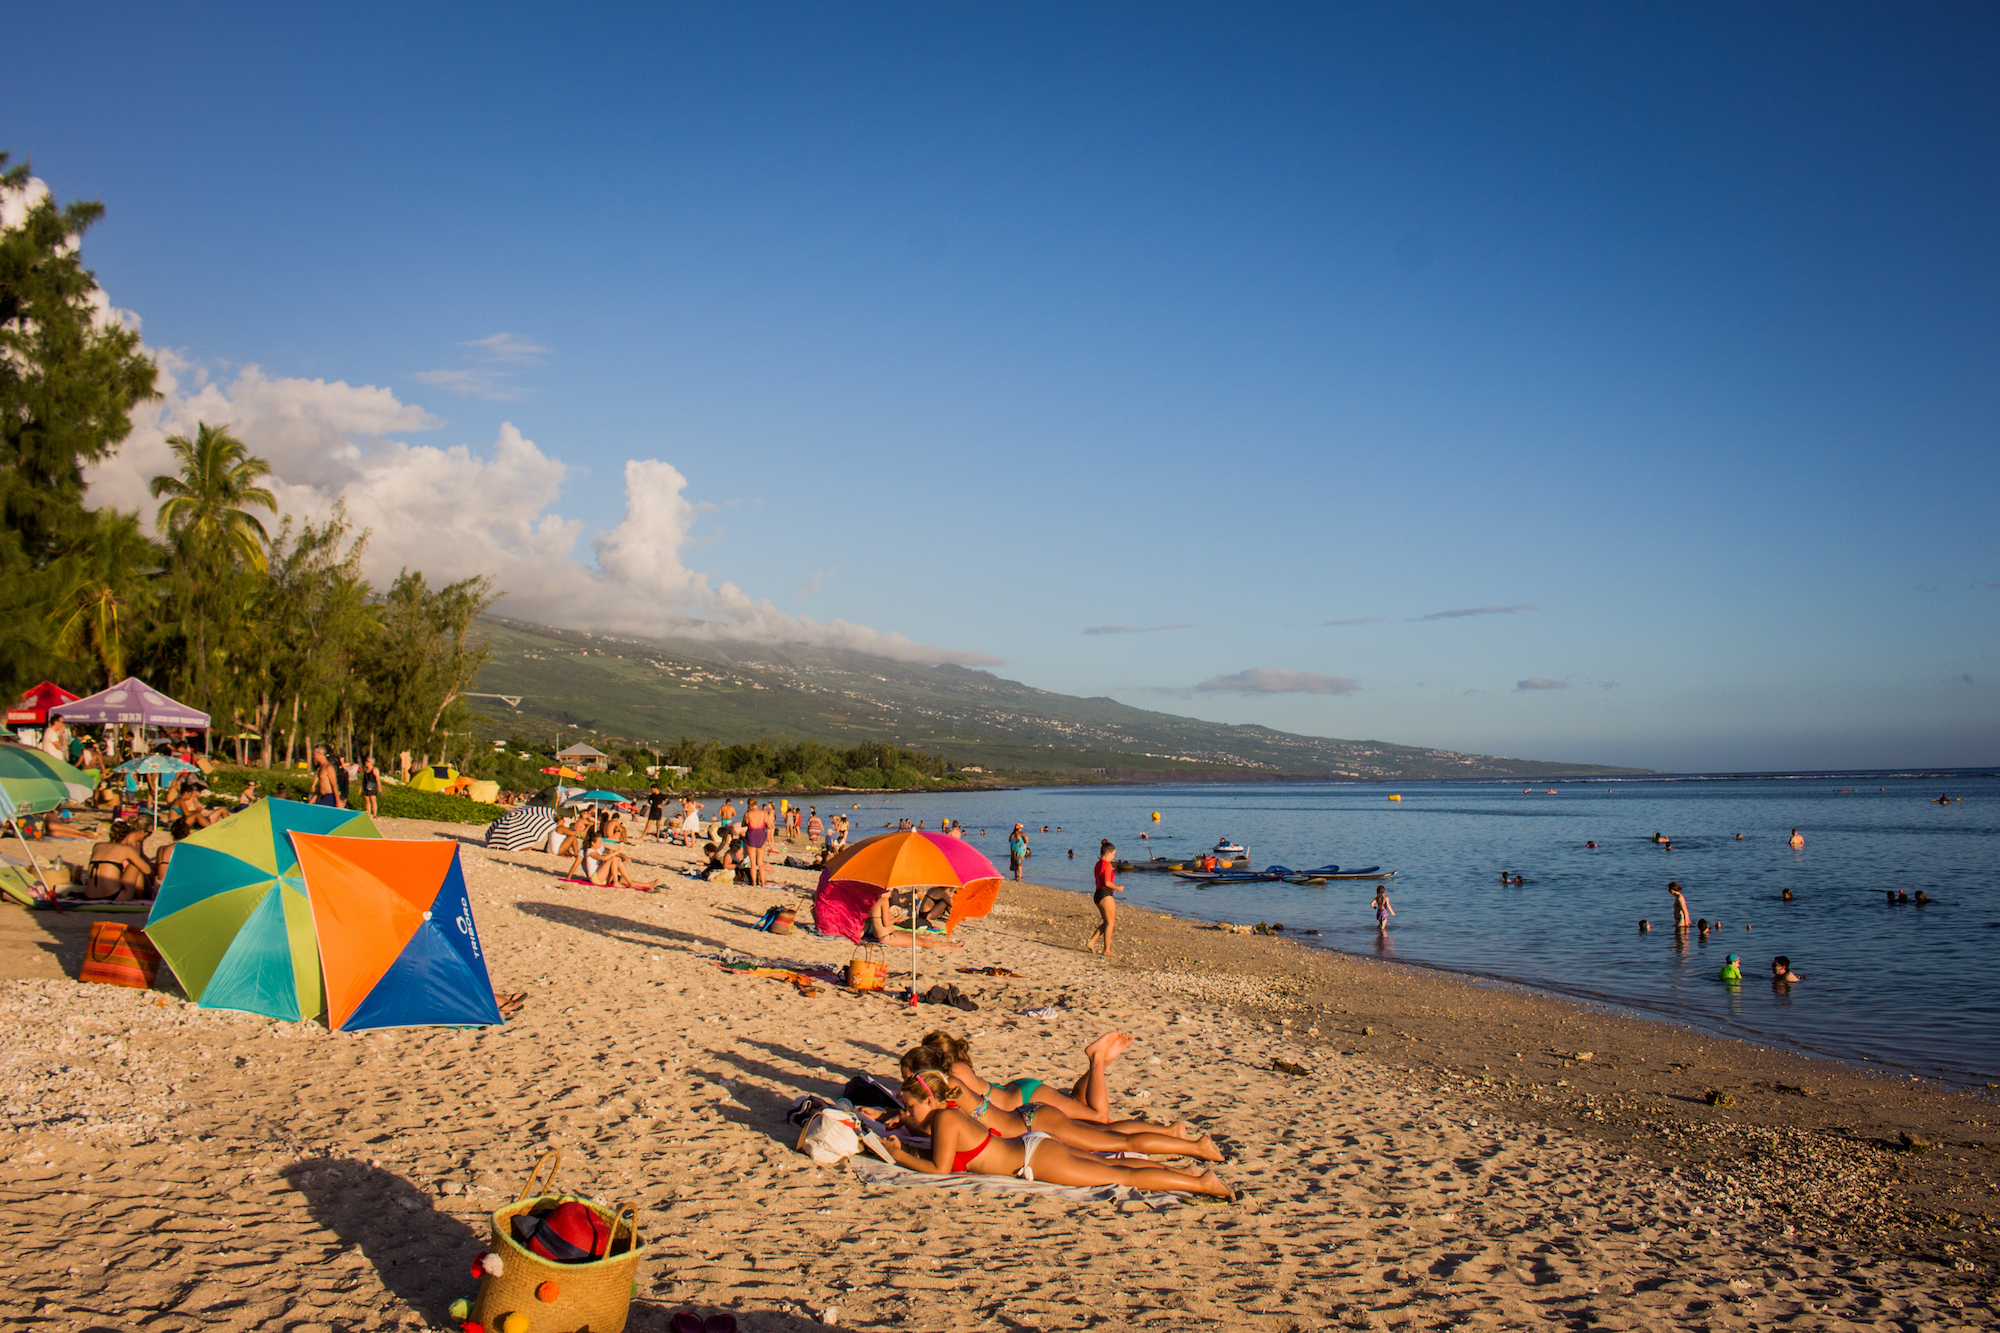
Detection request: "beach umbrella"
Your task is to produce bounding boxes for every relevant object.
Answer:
[486,804,558,852]
[0,744,95,805]
[811,831,1004,997]
[111,753,202,822]
[112,755,202,776]
[540,765,584,779]
[0,747,86,815]
[568,789,632,806]
[144,798,383,1020]
[0,781,58,906]
[291,834,502,1031]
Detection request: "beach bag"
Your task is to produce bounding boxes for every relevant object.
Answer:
[846,943,887,991]
[796,1108,861,1164]
[471,1150,642,1333]
[79,922,162,989]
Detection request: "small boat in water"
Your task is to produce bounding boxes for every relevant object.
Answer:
[1172,866,1283,884]
[1212,837,1247,856]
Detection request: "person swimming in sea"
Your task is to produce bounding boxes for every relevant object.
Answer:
[1638,919,1652,933]
[1913,890,1930,905]
[1719,953,1742,983]
[1697,918,1710,939]
[1771,955,1802,985]
[1896,890,1910,903]
[1782,887,1794,901]
[1585,840,1597,849]
[1788,828,1805,848]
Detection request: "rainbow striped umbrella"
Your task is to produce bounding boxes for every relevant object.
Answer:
[145,798,382,1019]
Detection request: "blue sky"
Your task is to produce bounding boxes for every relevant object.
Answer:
[8,3,1997,771]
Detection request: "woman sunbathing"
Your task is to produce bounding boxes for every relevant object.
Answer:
[914,1028,1130,1124]
[899,1043,1222,1162]
[881,1070,1231,1199]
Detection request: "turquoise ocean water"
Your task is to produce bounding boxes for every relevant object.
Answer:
[815,772,2000,1085]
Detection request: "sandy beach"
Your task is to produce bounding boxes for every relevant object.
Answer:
[1,818,1994,1332]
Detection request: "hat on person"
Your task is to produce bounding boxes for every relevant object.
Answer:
[1725,954,1739,964]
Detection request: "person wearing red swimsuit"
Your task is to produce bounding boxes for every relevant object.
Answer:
[880,1071,1231,1199]
[1088,839,1123,957]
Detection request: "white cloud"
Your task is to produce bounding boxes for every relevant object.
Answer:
[464,332,549,364]
[1083,623,1196,635]
[84,359,997,665]
[412,331,552,400]
[1196,668,1360,696]
[1515,676,1568,691]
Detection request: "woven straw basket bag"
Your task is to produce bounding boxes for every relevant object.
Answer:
[472,1150,645,1333]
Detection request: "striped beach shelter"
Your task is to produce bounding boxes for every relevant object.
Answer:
[485,804,557,852]
[145,798,382,1019]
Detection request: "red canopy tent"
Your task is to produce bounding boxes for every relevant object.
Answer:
[6,682,80,727]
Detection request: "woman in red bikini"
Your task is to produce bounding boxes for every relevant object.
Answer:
[899,1043,1223,1163]
[880,1070,1232,1199]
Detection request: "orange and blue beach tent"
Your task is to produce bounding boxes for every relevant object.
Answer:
[292,833,502,1031]
[145,798,383,1021]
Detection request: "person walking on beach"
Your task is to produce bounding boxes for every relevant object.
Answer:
[832,812,849,849]
[359,756,381,817]
[309,747,341,808]
[1371,883,1395,934]
[1088,840,1123,957]
[1009,824,1030,882]
[1667,881,1691,930]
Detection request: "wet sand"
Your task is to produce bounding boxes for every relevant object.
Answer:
[0,819,1993,1331]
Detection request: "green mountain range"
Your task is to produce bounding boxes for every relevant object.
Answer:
[469,616,1649,781]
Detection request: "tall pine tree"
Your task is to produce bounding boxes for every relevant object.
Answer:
[0,153,160,691]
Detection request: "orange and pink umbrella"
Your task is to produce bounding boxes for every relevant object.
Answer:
[811,830,1003,943]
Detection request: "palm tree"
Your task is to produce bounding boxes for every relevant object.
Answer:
[47,510,160,683]
[149,422,277,572]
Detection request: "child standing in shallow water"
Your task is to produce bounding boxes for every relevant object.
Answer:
[1371,884,1395,934]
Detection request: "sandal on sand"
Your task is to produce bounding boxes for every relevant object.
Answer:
[670,1315,737,1333]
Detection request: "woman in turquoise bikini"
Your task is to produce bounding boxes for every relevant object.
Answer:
[880,1070,1232,1199]
[912,1029,1132,1125]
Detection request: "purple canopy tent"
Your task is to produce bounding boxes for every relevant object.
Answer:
[51,678,210,728]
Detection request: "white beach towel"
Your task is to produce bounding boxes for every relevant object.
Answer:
[847,1155,1188,1210]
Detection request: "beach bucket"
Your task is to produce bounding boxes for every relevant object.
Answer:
[847,944,887,991]
[770,907,795,936]
[470,1150,643,1333]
